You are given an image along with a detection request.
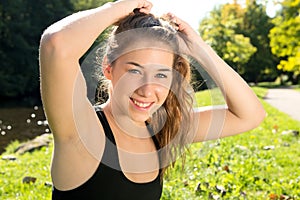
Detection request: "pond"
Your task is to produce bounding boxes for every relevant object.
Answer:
[0,106,49,154]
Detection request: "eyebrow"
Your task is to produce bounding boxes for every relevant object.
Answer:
[126,61,144,68]
[126,61,172,72]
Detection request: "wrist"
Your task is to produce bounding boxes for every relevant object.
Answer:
[110,0,137,17]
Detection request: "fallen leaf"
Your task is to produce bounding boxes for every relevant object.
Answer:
[263,145,275,150]
[1,155,17,161]
[269,193,278,200]
[22,176,37,184]
[223,165,230,172]
[215,185,226,196]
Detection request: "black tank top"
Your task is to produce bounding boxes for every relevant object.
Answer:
[52,108,162,200]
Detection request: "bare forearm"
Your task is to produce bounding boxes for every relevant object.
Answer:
[41,1,138,59]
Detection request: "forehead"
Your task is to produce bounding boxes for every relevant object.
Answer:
[116,48,174,68]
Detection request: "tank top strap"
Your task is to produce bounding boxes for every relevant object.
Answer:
[146,123,160,150]
[94,106,120,168]
[95,106,116,145]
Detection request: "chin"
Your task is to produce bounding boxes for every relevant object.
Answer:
[128,112,150,124]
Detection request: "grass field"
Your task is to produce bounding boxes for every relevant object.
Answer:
[1,87,299,199]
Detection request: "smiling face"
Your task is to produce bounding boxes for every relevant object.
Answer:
[106,48,174,124]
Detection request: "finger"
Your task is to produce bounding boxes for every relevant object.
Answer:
[160,13,178,30]
[167,13,186,31]
[138,0,153,14]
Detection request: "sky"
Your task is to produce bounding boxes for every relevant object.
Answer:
[150,0,281,30]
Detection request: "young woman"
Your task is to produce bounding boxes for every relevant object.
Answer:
[39,0,265,199]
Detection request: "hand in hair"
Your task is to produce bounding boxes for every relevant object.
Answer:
[120,0,153,14]
[162,13,204,56]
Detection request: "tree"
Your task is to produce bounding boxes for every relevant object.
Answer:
[71,0,111,11]
[269,0,300,83]
[199,3,257,75]
[0,0,74,102]
[238,0,279,83]
[199,1,283,83]
[0,0,112,103]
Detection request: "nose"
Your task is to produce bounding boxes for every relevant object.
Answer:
[136,83,154,98]
[135,73,157,98]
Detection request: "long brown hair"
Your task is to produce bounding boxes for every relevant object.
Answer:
[99,10,195,179]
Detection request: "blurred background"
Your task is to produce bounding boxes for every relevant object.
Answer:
[0,0,299,152]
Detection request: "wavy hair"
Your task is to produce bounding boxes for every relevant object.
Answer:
[98,10,195,179]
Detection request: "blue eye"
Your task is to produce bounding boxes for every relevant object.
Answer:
[155,73,167,78]
[128,69,142,75]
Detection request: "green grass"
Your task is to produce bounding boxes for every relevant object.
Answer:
[194,88,225,106]
[0,141,52,200]
[1,87,300,199]
[293,85,300,92]
[162,87,300,199]
[256,82,283,88]
[257,81,300,92]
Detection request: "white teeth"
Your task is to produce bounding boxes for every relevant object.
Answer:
[133,99,151,108]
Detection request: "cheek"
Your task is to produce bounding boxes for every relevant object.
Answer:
[156,86,170,103]
[111,72,141,96]
[158,77,173,99]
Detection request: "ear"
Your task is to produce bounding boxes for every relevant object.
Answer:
[102,56,112,80]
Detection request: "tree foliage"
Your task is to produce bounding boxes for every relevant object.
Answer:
[0,0,73,100]
[199,3,257,75]
[71,0,111,11]
[269,0,300,80]
[238,0,279,83]
[199,0,280,83]
[0,0,111,102]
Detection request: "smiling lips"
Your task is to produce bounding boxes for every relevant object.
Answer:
[130,98,154,110]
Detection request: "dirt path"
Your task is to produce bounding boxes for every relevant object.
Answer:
[264,88,300,122]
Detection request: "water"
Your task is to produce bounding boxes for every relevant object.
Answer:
[0,106,49,154]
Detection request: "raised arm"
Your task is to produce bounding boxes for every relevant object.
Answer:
[168,14,266,142]
[39,0,152,141]
[39,0,153,190]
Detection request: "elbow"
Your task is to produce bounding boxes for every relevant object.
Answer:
[237,104,266,132]
[251,104,266,129]
[40,31,55,48]
[40,32,61,51]
[39,28,68,58]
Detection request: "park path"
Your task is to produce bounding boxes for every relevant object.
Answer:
[264,87,300,122]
